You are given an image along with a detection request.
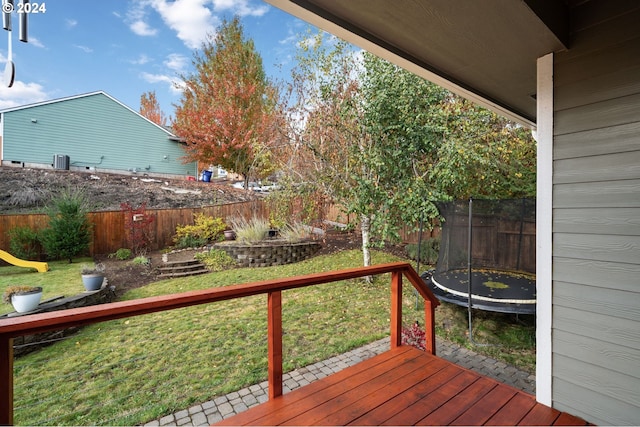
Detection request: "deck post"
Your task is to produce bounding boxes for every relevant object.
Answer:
[267,290,283,399]
[0,334,13,425]
[424,300,436,355]
[390,271,402,348]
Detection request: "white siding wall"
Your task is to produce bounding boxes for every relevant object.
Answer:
[552,2,640,424]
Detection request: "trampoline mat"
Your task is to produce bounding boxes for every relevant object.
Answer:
[426,269,536,315]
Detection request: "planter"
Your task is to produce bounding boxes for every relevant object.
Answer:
[224,230,237,241]
[81,274,105,291]
[11,287,43,313]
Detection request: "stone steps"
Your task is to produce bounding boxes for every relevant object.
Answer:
[158,259,209,278]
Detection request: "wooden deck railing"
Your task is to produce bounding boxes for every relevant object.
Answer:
[0,262,439,425]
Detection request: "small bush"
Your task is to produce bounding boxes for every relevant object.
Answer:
[173,214,226,247]
[7,226,42,261]
[405,238,440,265]
[109,248,132,260]
[131,256,150,266]
[401,321,426,351]
[279,222,310,243]
[174,235,208,249]
[194,249,236,272]
[229,216,270,244]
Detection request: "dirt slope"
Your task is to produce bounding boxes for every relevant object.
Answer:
[0,167,258,214]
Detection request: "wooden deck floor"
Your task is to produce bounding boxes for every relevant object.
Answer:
[215,346,589,426]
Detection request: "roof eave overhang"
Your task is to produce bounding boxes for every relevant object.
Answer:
[265,0,570,129]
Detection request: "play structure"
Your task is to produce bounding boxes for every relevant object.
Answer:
[422,198,536,315]
[0,249,49,273]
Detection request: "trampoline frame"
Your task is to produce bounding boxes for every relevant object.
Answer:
[417,198,536,343]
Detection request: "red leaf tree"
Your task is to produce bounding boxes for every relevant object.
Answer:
[173,17,281,187]
[140,90,168,127]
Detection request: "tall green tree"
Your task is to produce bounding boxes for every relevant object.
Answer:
[173,17,280,187]
[278,32,536,267]
[40,187,92,263]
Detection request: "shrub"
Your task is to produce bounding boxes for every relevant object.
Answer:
[131,256,150,266]
[173,214,226,247]
[405,238,440,265]
[109,248,132,260]
[279,222,311,243]
[40,187,92,263]
[174,235,208,249]
[194,249,236,272]
[229,216,270,244]
[121,202,155,256]
[7,226,42,261]
[401,321,426,351]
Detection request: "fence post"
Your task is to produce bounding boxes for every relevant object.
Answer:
[0,334,13,425]
[267,291,283,399]
[390,271,402,348]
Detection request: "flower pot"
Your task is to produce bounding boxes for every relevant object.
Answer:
[224,230,237,240]
[11,287,43,313]
[82,274,104,291]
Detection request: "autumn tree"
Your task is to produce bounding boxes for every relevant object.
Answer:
[173,17,280,187]
[139,90,168,127]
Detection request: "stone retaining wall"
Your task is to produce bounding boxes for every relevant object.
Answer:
[213,240,322,267]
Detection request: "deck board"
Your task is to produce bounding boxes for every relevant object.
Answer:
[214,346,589,426]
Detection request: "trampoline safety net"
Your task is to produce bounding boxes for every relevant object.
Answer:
[436,198,536,275]
[428,198,537,315]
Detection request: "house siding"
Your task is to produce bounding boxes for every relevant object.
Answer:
[552,1,640,425]
[1,93,197,177]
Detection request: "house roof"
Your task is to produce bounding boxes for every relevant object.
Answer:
[266,0,574,128]
[0,91,176,137]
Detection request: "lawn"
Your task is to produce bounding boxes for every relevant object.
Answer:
[2,249,535,426]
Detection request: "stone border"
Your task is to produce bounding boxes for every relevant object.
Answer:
[212,240,321,268]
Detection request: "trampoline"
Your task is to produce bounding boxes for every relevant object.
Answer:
[420,198,536,316]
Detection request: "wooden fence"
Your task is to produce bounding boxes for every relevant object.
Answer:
[0,201,268,257]
[0,200,438,258]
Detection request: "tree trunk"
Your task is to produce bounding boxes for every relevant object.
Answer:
[360,213,371,267]
[360,213,372,283]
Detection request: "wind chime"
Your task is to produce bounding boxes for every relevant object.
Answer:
[2,0,30,88]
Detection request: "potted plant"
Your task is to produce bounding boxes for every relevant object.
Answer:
[3,285,43,313]
[80,263,105,291]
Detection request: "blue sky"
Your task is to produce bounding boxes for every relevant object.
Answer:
[0,0,312,115]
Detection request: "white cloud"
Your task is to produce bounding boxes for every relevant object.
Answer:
[0,80,49,109]
[130,20,158,37]
[145,0,216,49]
[74,45,93,53]
[130,54,152,65]
[66,19,78,29]
[28,37,45,48]
[127,0,269,50]
[211,0,269,17]
[140,71,185,95]
[164,53,188,72]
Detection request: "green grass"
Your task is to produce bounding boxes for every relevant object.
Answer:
[0,258,93,315]
[2,250,536,426]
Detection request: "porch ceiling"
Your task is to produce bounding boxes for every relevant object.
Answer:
[266,0,572,127]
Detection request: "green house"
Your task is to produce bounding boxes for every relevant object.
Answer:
[0,91,197,178]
